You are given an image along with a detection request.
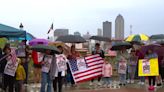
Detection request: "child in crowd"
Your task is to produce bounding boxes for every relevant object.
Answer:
[118,56,127,86]
[102,58,112,87]
[15,58,26,92]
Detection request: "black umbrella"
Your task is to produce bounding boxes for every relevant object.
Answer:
[31,45,60,54]
[141,44,164,56]
[90,36,111,42]
[150,34,164,40]
[156,40,164,45]
[56,35,86,43]
[110,41,132,50]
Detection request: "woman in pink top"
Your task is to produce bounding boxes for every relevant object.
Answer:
[102,59,112,87]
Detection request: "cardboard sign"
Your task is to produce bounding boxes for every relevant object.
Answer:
[38,52,44,62]
[77,58,87,71]
[56,54,67,72]
[138,58,159,76]
[118,62,127,74]
[4,59,18,76]
[42,55,52,73]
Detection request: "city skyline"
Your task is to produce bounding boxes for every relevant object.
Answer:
[115,14,124,40]
[0,0,163,38]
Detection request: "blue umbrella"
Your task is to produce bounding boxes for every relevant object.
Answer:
[14,32,36,41]
[25,33,36,41]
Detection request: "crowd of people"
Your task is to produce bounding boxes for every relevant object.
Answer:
[0,42,164,92]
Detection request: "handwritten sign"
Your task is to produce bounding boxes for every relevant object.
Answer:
[118,62,127,74]
[42,55,52,73]
[56,54,67,72]
[4,59,18,76]
[77,58,87,70]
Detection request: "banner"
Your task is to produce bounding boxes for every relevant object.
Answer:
[56,54,67,72]
[4,59,18,76]
[138,58,159,76]
[42,55,52,73]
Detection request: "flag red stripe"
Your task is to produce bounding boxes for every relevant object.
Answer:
[85,56,101,61]
[75,75,102,83]
[87,59,103,65]
[74,70,102,79]
[88,62,104,67]
[74,66,102,76]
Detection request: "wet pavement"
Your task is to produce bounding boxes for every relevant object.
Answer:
[0,82,164,92]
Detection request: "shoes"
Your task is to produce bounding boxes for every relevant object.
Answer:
[131,80,134,83]
[138,82,141,85]
[141,82,145,85]
[127,80,130,83]
[157,83,162,86]
[148,86,155,90]
[97,82,102,86]
[89,82,93,86]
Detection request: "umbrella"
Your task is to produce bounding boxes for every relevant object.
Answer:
[141,44,164,56]
[56,35,86,43]
[110,41,132,50]
[90,36,111,42]
[29,38,49,46]
[31,45,60,54]
[125,34,149,43]
[150,34,164,40]
[156,40,164,45]
[26,33,36,41]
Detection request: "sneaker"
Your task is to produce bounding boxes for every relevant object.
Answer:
[89,82,93,86]
[97,82,102,86]
[138,82,141,85]
[148,86,155,90]
[157,83,162,87]
[127,80,130,83]
[107,84,111,88]
[119,83,122,86]
[141,82,145,85]
[131,80,134,83]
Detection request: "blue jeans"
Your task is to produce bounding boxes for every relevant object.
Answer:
[119,74,126,84]
[40,72,52,92]
[103,77,111,85]
[140,76,145,82]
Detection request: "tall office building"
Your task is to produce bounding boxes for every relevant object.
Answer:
[115,14,124,40]
[103,21,112,39]
[54,29,69,41]
[74,31,81,36]
[54,29,69,36]
[97,28,102,36]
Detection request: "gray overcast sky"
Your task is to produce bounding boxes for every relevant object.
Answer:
[0,0,164,38]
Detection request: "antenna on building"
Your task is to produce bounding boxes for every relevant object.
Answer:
[130,25,132,35]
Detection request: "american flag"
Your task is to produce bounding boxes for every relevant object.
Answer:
[68,54,104,83]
